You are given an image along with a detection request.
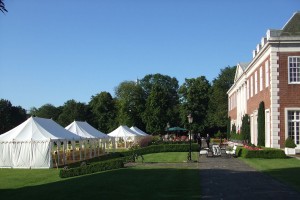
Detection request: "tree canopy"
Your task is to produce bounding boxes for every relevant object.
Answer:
[0,0,8,13]
[1,66,237,136]
[0,99,26,134]
[179,76,211,134]
[89,92,117,133]
[207,66,236,132]
[115,81,146,129]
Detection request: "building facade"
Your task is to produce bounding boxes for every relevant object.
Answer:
[227,12,300,149]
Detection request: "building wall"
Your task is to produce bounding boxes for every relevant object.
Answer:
[247,56,271,114]
[278,51,300,147]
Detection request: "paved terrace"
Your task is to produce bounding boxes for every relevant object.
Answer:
[199,156,299,200]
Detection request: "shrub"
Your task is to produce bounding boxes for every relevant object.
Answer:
[257,101,265,146]
[59,158,125,178]
[65,152,125,168]
[227,117,231,139]
[151,135,163,145]
[285,137,297,148]
[122,144,199,157]
[138,136,153,147]
[241,114,250,143]
[236,147,286,159]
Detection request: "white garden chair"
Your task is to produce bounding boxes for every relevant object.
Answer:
[226,145,237,157]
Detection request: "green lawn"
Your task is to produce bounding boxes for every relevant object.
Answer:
[241,158,300,192]
[0,152,201,200]
[139,152,199,163]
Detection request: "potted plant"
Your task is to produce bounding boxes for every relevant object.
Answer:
[284,137,297,155]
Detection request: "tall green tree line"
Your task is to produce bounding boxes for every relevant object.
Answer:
[1,66,236,135]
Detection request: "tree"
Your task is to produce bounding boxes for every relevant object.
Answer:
[257,101,265,146]
[58,99,90,127]
[0,0,8,13]
[207,66,236,132]
[178,76,211,134]
[29,104,62,122]
[0,99,27,134]
[139,74,179,98]
[142,85,171,134]
[115,81,146,129]
[227,117,231,139]
[140,73,180,127]
[89,92,117,133]
[241,114,250,143]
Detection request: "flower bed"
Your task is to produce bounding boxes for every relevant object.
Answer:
[243,145,263,151]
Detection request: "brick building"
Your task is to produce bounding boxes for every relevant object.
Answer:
[227,12,300,150]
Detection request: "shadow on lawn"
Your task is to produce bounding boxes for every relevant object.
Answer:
[0,168,201,200]
[264,167,300,192]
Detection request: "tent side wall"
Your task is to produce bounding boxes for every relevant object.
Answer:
[0,142,13,168]
[0,141,51,169]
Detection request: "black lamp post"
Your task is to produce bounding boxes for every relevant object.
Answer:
[187,113,193,162]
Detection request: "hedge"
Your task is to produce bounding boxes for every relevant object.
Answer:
[236,147,287,159]
[122,144,199,157]
[59,158,128,178]
[65,152,125,168]
[59,144,199,178]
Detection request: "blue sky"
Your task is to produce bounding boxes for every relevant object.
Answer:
[0,0,298,110]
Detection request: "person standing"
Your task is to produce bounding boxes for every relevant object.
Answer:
[206,133,210,148]
[197,134,202,150]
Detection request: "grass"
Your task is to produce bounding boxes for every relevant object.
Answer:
[138,152,200,163]
[0,152,201,200]
[241,157,300,192]
[0,169,60,189]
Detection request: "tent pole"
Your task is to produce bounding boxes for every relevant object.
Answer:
[79,140,82,161]
[83,140,86,160]
[57,142,60,166]
[63,141,66,165]
[72,140,75,161]
[98,139,100,156]
[113,138,116,153]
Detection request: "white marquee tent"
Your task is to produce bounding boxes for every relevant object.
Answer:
[65,121,110,139]
[65,121,111,157]
[130,126,149,136]
[108,125,140,148]
[0,117,81,169]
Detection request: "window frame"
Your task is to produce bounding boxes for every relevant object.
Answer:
[285,108,300,146]
[288,56,300,84]
[265,60,269,88]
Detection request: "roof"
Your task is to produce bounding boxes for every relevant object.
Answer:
[233,62,249,83]
[239,62,249,71]
[281,12,300,36]
[130,126,149,136]
[108,125,140,138]
[65,121,110,139]
[0,117,81,142]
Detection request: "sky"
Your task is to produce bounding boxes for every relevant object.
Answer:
[0,0,298,111]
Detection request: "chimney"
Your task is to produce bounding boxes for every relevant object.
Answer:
[252,50,257,58]
[256,44,261,53]
[261,37,267,47]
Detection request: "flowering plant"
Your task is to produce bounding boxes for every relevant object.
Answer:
[243,145,263,151]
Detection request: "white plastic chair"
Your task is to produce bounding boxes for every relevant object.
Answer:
[212,145,221,156]
[226,145,237,157]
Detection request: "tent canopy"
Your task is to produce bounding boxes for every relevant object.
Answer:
[0,116,81,142]
[0,116,81,169]
[65,121,110,139]
[167,127,187,132]
[130,126,149,136]
[108,125,139,138]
